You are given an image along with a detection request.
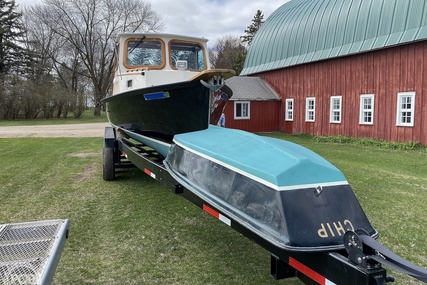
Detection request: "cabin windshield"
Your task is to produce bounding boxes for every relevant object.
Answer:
[126,39,163,67]
[170,41,205,71]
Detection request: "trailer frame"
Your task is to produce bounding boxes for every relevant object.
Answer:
[103,127,410,285]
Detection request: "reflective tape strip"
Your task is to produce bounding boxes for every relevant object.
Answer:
[289,257,336,285]
[144,168,156,179]
[203,205,231,226]
[219,214,231,226]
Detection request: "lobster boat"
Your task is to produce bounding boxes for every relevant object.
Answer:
[103,33,234,157]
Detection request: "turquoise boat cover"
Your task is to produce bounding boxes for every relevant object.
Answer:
[173,126,346,189]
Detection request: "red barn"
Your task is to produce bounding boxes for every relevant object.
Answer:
[241,0,427,145]
[224,76,281,133]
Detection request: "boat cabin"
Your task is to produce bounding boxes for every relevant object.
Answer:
[112,33,210,96]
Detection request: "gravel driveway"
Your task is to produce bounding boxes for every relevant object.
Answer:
[0,122,111,138]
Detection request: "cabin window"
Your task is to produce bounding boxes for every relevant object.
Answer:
[234,101,250,119]
[285,99,294,121]
[359,94,374,125]
[330,96,342,123]
[126,39,164,67]
[305,97,315,122]
[170,41,205,71]
[396,92,415,127]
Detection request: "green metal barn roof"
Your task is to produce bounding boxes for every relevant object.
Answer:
[241,0,427,75]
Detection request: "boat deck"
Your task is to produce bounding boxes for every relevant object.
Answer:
[173,126,347,190]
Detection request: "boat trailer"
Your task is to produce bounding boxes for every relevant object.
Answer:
[103,127,427,284]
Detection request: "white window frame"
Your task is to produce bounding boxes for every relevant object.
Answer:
[285,98,294,121]
[330,96,342,123]
[234,101,250,120]
[396,92,415,127]
[359,94,374,125]
[305,97,316,122]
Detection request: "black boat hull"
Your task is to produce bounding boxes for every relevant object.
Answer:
[103,80,231,145]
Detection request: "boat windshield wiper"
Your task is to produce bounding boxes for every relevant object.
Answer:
[128,36,146,55]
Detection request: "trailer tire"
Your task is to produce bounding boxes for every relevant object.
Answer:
[103,147,115,181]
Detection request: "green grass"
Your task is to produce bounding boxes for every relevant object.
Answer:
[0,109,108,126]
[1,135,426,284]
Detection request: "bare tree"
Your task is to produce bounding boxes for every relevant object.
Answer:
[209,35,246,75]
[24,0,164,116]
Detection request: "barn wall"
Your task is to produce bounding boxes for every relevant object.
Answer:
[258,41,427,145]
[224,101,281,133]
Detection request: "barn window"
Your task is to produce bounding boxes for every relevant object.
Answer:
[359,94,374,125]
[305,97,315,122]
[396,92,415,127]
[234,101,250,119]
[285,99,294,121]
[330,96,342,123]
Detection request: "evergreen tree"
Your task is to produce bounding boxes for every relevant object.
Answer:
[241,10,264,46]
[0,0,26,75]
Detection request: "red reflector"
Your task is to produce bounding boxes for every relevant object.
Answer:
[289,257,326,284]
[203,204,219,219]
[144,168,156,179]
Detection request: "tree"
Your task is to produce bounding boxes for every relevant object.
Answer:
[0,0,31,119]
[209,35,246,75]
[25,0,164,116]
[208,10,264,77]
[0,0,26,75]
[241,10,264,46]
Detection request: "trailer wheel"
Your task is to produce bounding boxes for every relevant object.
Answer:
[103,147,115,181]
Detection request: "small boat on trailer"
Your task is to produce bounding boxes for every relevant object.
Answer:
[164,125,377,251]
[103,33,427,284]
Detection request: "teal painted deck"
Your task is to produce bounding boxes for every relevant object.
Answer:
[173,126,346,189]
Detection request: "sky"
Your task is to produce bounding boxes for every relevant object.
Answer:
[15,0,289,47]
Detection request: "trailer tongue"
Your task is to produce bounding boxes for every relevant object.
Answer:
[103,127,427,284]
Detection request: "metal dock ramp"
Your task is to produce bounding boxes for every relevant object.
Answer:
[0,219,69,285]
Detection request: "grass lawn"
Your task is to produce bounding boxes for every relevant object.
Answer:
[0,135,426,284]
